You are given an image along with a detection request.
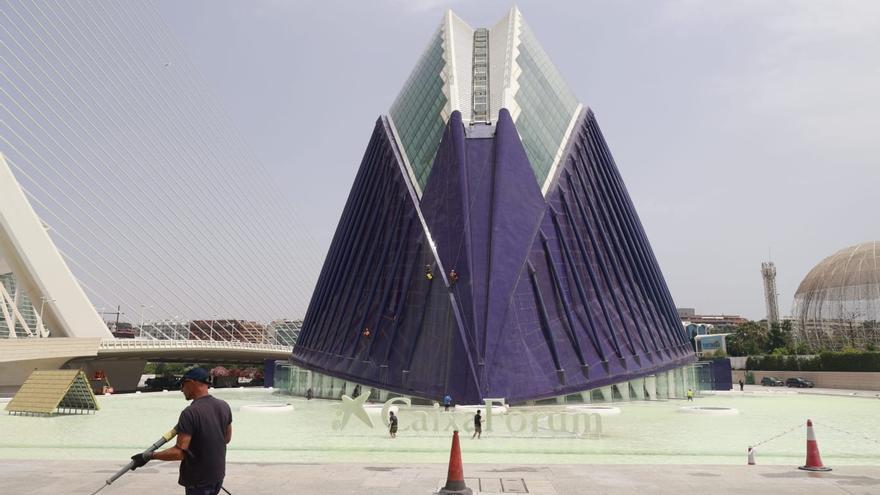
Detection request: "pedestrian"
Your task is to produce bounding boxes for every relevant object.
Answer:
[389,411,398,438]
[306,388,313,400]
[687,388,694,401]
[471,410,482,439]
[130,367,232,495]
[443,394,452,412]
[739,379,744,392]
[449,269,459,287]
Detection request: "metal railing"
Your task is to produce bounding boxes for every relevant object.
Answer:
[99,338,291,353]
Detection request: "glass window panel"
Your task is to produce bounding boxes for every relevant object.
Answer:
[389,27,449,191]
[512,21,579,186]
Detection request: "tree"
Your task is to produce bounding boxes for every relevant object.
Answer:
[766,320,792,353]
[791,341,812,355]
[726,321,768,356]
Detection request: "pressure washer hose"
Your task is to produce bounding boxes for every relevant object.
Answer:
[89,428,176,494]
[90,427,231,495]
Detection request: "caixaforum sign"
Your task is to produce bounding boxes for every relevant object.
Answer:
[332,394,603,437]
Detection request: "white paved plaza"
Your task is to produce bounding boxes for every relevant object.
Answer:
[2,386,878,493]
[2,460,879,494]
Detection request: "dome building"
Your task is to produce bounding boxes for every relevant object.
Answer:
[792,241,880,351]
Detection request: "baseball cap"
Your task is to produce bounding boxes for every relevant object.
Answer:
[178,367,211,386]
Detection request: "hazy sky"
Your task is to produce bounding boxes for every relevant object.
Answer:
[154,0,879,320]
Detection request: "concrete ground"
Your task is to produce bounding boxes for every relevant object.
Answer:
[2,460,879,495]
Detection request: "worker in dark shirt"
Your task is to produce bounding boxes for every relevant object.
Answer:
[472,410,482,439]
[389,411,398,438]
[130,367,232,495]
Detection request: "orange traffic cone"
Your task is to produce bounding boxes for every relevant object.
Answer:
[747,446,756,465]
[798,419,831,472]
[438,430,472,495]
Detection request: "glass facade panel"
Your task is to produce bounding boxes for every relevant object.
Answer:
[512,21,579,186]
[389,28,448,192]
[388,14,582,192]
[273,362,291,392]
[645,375,658,399]
[674,368,686,398]
[656,371,669,399]
[275,363,699,405]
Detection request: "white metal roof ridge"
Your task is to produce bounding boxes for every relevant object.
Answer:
[386,115,423,198]
[388,6,583,191]
[542,103,584,196]
[396,7,529,126]
[440,10,458,121]
[446,10,475,122]
[502,6,523,122]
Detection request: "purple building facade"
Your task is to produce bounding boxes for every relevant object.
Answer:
[292,8,694,404]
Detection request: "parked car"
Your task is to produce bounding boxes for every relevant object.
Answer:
[761,376,784,386]
[786,377,815,388]
[144,375,180,391]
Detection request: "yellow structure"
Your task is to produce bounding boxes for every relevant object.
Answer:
[5,369,99,416]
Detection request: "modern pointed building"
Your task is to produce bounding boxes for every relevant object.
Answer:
[291,8,695,404]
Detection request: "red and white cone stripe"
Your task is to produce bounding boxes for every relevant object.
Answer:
[799,419,831,472]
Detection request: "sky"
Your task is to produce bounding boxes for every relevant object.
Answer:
[149,0,879,320]
[0,1,877,323]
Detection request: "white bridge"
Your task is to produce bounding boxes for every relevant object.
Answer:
[0,337,292,394]
[97,338,291,359]
[1,153,296,394]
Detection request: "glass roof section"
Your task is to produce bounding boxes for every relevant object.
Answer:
[388,8,582,196]
[389,27,448,193]
[512,19,580,186]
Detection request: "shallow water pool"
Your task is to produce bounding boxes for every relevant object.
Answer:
[1,389,877,466]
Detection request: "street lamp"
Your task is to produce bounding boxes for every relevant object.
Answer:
[38,297,55,337]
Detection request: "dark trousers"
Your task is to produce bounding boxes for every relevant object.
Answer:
[185,480,223,495]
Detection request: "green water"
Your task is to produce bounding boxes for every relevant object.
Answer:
[1,389,878,465]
